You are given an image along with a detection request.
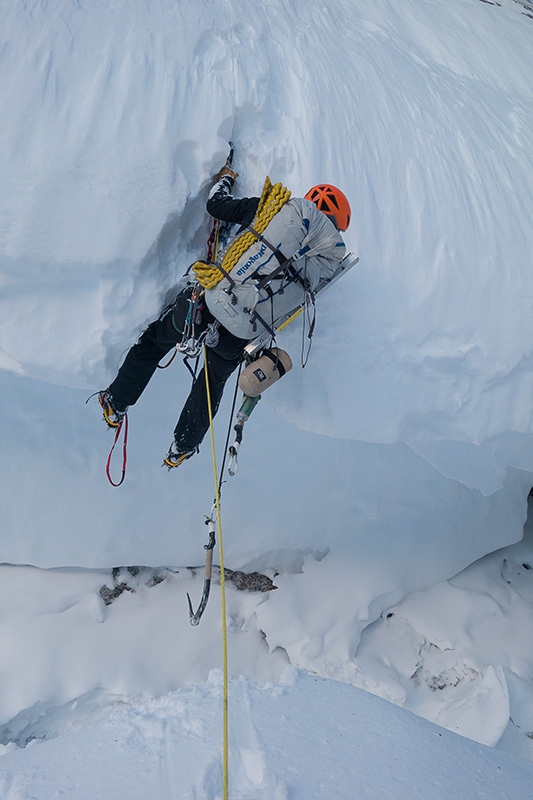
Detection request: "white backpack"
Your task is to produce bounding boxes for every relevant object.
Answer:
[205,198,346,340]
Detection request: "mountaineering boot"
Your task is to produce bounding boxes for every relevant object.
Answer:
[98,390,127,429]
[163,440,197,470]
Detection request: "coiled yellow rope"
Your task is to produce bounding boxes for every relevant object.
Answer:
[193,177,291,289]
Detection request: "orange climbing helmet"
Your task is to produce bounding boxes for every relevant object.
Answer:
[304,184,351,231]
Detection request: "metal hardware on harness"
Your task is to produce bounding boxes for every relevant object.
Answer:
[204,320,220,348]
[177,340,202,358]
[177,284,204,355]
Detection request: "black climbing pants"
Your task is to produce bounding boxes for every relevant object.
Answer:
[108,288,247,451]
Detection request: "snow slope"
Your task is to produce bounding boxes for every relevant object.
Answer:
[2,670,533,800]
[1,0,533,791]
[2,514,533,796]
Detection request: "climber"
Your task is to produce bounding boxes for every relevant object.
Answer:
[98,168,351,468]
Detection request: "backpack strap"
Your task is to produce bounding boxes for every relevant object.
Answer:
[246,227,314,293]
[250,307,277,337]
[261,347,289,377]
[246,225,289,270]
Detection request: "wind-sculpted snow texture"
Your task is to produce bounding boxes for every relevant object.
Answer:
[0,0,533,780]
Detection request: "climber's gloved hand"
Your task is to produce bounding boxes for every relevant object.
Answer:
[215,165,238,184]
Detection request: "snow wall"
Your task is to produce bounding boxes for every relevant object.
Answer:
[1,0,533,657]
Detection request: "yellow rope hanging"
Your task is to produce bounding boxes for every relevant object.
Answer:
[197,182,293,793]
[192,176,291,289]
[203,344,229,800]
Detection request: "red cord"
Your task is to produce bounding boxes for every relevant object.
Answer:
[157,349,178,369]
[105,413,128,487]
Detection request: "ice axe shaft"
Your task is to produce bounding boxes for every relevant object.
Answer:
[187,522,216,626]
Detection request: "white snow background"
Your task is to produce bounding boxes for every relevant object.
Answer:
[1,0,533,796]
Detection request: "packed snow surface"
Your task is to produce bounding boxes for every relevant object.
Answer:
[1,0,533,795]
[3,669,533,800]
